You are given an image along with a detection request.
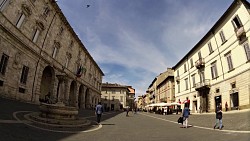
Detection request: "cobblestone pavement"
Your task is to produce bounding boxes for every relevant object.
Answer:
[140,109,250,132]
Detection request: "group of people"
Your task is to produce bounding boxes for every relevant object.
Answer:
[180,103,224,130]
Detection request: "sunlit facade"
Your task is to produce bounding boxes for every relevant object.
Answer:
[173,0,250,113]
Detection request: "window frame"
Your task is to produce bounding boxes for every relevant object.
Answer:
[211,61,218,79]
[0,0,9,11]
[225,52,234,71]
[219,30,226,44]
[0,53,9,75]
[208,42,213,54]
[243,42,250,61]
[16,13,26,28]
[20,65,29,84]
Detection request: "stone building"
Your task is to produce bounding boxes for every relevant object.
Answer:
[155,68,174,104]
[0,0,104,109]
[173,0,250,113]
[101,83,135,111]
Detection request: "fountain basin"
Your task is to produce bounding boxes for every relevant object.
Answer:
[39,103,78,120]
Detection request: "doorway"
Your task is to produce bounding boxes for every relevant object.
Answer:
[230,92,239,110]
[214,95,221,110]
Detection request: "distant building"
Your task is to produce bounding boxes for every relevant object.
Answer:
[146,68,175,105]
[101,83,135,111]
[173,0,250,113]
[155,68,175,103]
[0,0,104,108]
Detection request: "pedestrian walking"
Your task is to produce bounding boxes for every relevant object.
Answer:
[182,105,189,128]
[225,102,228,112]
[214,103,223,130]
[95,102,104,123]
[126,106,129,116]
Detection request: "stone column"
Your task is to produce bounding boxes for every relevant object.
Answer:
[56,75,66,106]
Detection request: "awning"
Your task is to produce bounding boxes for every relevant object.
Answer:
[170,102,181,106]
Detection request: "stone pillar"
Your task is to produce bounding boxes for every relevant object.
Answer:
[56,75,66,105]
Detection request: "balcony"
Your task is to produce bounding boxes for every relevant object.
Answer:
[195,58,205,69]
[236,26,246,38]
[195,79,210,90]
[175,76,180,82]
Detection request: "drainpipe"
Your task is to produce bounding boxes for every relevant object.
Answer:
[31,11,58,102]
[212,31,225,80]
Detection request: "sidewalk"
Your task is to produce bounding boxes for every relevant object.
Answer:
[142,109,250,131]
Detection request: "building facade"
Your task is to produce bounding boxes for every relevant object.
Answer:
[173,0,250,113]
[0,0,104,109]
[156,68,175,104]
[101,83,135,111]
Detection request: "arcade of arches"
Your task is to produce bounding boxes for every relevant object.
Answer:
[39,66,100,109]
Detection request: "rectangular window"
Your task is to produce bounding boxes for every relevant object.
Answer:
[120,96,123,102]
[0,54,9,75]
[0,80,3,86]
[243,43,250,61]
[20,66,29,84]
[185,78,188,90]
[104,96,107,100]
[16,13,26,28]
[190,58,194,68]
[219,31,226,43]
[225,52,234,71]
[52,47,58,58]
[65,57,69,68]
[43,7,50,17]
[0,0,9,11]
[200,71,205,82]
[32,29,40,43]
[19,87,25,93]
[112,96,115,101]
[198,51,202,59]
[177,70,179,77]
[211,61,218,79]
[231,15,242,30]
[192,74,195,88]
[208,42,213,54]
[112,90,115,94]
[184,64,187,72]
[177,83,180,93]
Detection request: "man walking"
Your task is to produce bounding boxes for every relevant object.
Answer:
[95,102,104,124]
[214,103,223,130]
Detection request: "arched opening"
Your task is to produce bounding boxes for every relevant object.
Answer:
[69,81,77,107]
[85,88,90,109]
[78,85,84,109]
[39,66,54,102]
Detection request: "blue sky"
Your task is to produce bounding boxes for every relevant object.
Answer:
[57,0,240,98]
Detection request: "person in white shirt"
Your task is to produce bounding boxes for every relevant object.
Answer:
[95,102,104,123]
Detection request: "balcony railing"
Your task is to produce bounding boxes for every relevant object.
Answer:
[195,79,210,90]
[195,58,205,69]
[236,26,246,38]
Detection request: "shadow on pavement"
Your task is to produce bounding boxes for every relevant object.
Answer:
[0,97,123,141]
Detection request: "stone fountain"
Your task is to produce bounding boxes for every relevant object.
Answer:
[25,75,91,128]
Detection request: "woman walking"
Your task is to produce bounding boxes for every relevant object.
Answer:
[182,105,189,128]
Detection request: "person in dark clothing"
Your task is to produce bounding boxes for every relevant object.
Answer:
[214,103,223,130]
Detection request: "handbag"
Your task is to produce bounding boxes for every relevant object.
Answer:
[177,117,183,123]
